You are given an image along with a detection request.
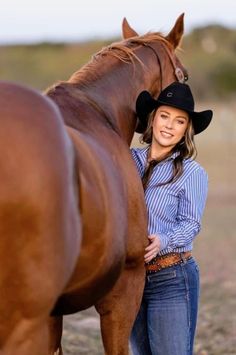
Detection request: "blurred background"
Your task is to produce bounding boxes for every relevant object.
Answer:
[1,1,235,354]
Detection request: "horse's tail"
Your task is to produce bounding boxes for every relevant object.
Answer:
[0,81,81,354]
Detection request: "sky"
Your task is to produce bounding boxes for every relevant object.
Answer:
[0,0,235,44]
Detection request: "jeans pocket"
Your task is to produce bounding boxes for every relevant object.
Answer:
[145,268,178,297]
[147,269,177,283]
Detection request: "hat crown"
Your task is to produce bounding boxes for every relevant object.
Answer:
[158,82,195,111]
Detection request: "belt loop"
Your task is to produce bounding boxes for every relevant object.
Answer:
[180,252,187,263]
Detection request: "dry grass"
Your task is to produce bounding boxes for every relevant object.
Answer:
[62,101,236,355]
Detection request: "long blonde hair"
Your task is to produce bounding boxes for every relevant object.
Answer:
[140,110,197,189]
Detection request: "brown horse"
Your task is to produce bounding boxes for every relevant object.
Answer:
[0,14,187,355]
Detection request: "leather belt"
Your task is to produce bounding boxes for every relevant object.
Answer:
[145,251,192,274]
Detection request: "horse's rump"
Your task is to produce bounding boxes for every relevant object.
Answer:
[0,82,81,351]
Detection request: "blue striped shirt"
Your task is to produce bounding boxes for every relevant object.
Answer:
[131,146,208,255]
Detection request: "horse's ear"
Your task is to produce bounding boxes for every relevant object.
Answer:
[122,18,139,39]
[165,13,184,48]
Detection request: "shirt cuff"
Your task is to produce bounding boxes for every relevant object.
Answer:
[157,233,169,251]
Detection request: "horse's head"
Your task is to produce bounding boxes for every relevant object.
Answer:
[121,13,188,134]
[56,14,188,144]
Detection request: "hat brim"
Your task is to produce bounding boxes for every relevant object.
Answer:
[135,91,213,135]
[156,99,213,135]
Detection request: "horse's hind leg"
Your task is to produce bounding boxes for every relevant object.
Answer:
[95,263,145,355]
[48,316,63,355]
[54,349,63,355]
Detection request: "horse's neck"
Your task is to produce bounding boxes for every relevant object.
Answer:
[49,48,162,145]
[82,85,137,144]
[68,61,155,145]
[52,84,134,145]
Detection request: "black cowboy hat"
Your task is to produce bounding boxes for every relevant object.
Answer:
[135,82,213,134]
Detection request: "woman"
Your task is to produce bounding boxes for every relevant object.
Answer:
[130,82,213,355]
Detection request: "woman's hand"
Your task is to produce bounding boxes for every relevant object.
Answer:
[144,234,161,263]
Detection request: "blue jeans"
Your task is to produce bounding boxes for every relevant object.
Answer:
[130,257,199,355]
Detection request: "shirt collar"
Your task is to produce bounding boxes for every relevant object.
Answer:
[136,146,149,167]
[139,145,180,164]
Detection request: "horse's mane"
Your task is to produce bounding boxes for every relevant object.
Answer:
[69,32,171,85]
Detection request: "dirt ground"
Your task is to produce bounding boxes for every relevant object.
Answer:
[62,101,236,355]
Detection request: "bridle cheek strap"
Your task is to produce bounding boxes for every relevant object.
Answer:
[143,42,186,92]
[162,43,186,84]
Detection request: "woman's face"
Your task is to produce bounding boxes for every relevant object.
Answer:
[151,105,189,152]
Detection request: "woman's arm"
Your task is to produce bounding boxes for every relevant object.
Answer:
[158,167,208,251]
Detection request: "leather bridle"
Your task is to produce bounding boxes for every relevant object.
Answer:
[143,42,188,91]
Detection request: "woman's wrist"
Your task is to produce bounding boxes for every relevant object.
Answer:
[157,232,169,251]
